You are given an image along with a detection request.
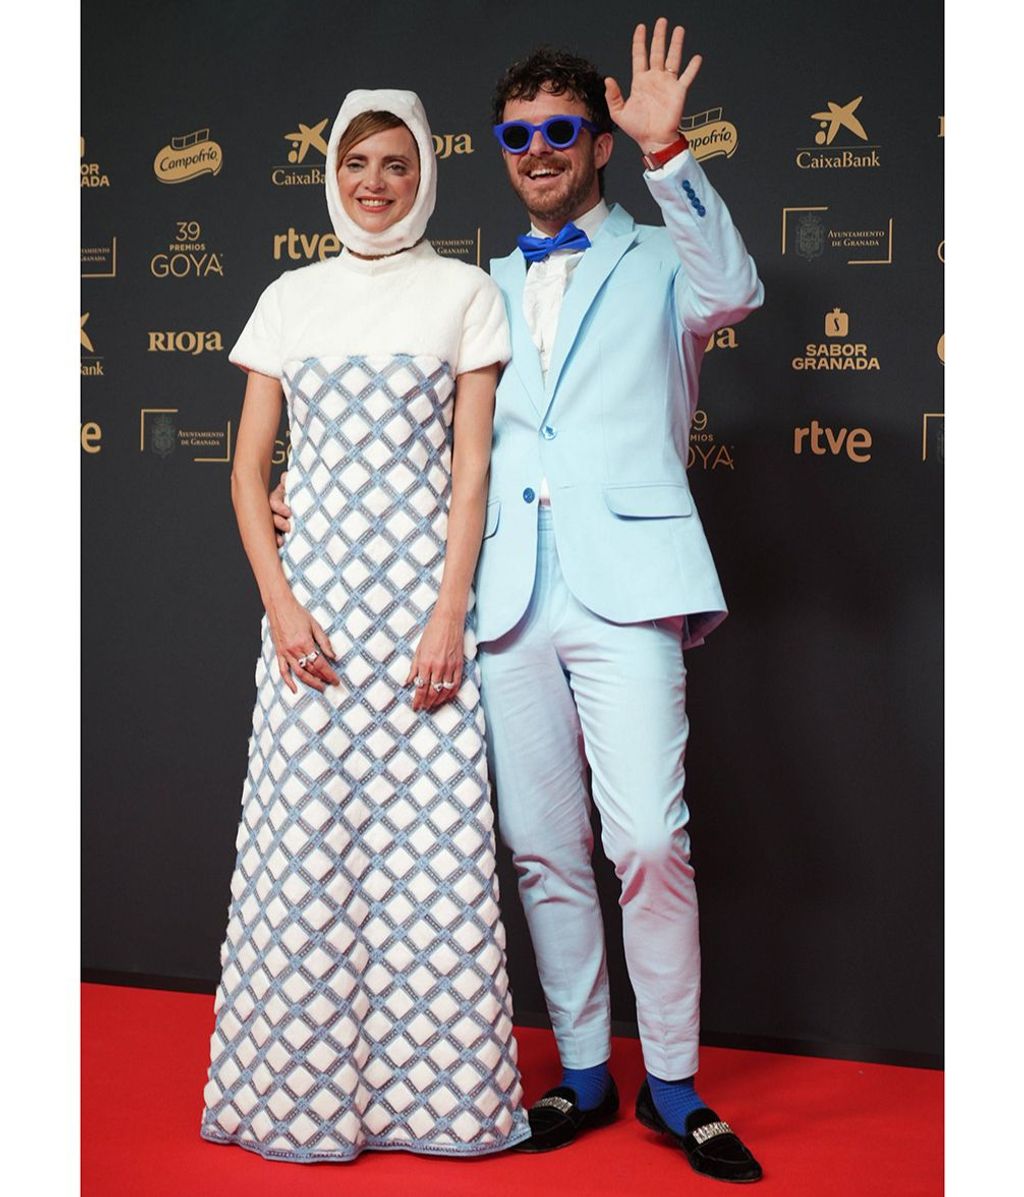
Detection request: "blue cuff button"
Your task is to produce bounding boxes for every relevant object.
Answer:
[541,426,557,440]
[523,487,536,503]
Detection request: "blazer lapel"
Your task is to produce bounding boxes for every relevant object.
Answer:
[490,251,546,419]
[543,205,639,404]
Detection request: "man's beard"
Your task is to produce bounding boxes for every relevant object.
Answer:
[514,155,599,226]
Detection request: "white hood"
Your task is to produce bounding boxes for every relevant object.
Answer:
[325,89,437,257]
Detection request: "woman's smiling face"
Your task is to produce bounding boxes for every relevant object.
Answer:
[336,124,421,234]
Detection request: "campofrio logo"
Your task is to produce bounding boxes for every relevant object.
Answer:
[680,107,738,162]
[154,128,223,184]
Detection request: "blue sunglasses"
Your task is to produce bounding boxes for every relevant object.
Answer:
[492,114,599,154]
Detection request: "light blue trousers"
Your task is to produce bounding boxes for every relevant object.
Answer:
[478,507,700,1079]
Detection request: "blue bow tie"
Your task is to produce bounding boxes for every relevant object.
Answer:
[517,222,591,263]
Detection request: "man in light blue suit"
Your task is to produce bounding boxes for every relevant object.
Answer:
[478,21,764,1181]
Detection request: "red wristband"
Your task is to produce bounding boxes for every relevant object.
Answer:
[641,134,690,172]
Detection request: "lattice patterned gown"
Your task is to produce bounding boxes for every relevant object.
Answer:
[200,242,530,1161]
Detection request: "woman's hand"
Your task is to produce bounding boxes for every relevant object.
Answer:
[266,593,340,694]
[405,610,464,712]
[269,471,292,546]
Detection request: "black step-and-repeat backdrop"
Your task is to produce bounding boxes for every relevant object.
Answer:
[82,0,943,1067]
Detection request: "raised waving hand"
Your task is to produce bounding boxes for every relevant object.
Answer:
[605,18,703,152]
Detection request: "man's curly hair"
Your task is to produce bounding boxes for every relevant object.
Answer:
[491,46,614,132]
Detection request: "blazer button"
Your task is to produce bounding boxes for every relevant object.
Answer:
[541,425,557,440]
[522,487,536,503]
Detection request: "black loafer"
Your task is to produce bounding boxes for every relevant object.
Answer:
[515,1077,620,1152]
[635,1081,763,1183]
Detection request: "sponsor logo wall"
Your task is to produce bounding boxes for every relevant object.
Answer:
[81,0,943,1065]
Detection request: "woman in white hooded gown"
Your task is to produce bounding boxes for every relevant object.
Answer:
[200,89,530,1162]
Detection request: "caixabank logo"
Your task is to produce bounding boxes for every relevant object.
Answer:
[80,137,109,189]
[151,220,224,278]
[81,313,104,377]
[273,119,329,186]
[791,308,880,372]
[153,128,223,184]
[782,206,893,266]
[680,107,738,162]
[797,96,880,169]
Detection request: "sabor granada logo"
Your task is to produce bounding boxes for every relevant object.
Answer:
[148,330,224,355]
[680,107,738,162]
[154,128,223,184]
[273,118,329,186]
[792,307,880,372]
[81,137,109,188]
[797,96,880,169]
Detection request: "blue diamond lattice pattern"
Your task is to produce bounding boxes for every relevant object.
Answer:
[201,354,529,1161]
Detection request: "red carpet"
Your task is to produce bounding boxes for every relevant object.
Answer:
[82,983,942,1195]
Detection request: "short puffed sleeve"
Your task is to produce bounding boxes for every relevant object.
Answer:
[455,274,511,376]
[229,278,284,378]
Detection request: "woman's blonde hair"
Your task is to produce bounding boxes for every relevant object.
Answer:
[335,111,419,167]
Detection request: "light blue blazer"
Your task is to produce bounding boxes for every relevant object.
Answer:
[475,151,764,649]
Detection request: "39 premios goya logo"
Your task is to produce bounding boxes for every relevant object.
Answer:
[153,128,223,184]
[688,408,734,471]
[680,107,738,162]
[151,221,224,279]
[791,308,880,372]
[796,96,880,169]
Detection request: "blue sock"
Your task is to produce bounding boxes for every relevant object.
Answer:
[647,1073,706,1132]
[561,1062,610,1111]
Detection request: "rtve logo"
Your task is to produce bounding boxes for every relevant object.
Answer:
[793,420,872,462]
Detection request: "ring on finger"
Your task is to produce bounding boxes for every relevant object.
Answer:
[441,680,456,689]
[413,675,426,688]
[431,681,445,692]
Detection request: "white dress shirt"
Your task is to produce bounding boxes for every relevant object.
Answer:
[522,199,610,501]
